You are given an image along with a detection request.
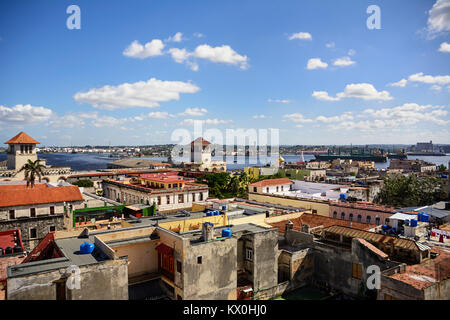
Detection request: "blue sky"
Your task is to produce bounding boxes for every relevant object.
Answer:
[0,0,449,146]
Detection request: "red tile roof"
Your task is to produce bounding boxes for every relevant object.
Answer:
[0,184,83,207]
[389,248,450,290]
[0,229,25,253]
[190,137,211,146]
[269,213,375,233]
[0,255,25,282]
[4,131,40,144]
[249,178,293,188]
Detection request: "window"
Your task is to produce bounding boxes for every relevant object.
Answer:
[30,228,37,239]
[341,212,345,220]
[352,263,362,280]
[366,216,371,224]
[30,208,36,218]
[281,186,284,191]
[50,206,55,215]
[312,209,317,215]
[385,218,390,224]
[357,215,362,222]
[197,256,202,264]
[199,193,203,201]
[375,217,380,225]
[178,194,184,203]
[9,210,15,220]
[333,211,337,219]
[192,193,196,202]
[177,260,182,273]
[166,195,170,204]
[157,197,161,205]
[253,187,257,192]
[245,248,253,262]
[349,213,353,221]
[50,226,56,232]
[276,186,279,192]
[266,187,269,193]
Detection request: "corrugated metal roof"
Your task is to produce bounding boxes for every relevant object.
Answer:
[322,225,425,251]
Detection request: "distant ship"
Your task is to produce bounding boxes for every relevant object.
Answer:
[314,149,387,163]
[387,153,407,160]
[407,151,446,156]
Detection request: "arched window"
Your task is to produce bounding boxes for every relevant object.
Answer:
[357,215,362,222]
[349,213,353,221]
[385,218,390,224]
[341,212,345,220]
[333,211,337,219]
[375,217,380,225]
[366,216,371,223]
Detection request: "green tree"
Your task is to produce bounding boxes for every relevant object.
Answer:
[15,159,45,188]
[377,174,444,207]
[72,179,94,188]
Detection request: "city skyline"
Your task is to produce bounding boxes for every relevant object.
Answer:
[1,0,450,146]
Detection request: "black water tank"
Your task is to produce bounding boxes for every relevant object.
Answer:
[14,246,22,253]
[5,247,13,254]
[0,248,3,256]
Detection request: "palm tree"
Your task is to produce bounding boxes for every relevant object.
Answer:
[15,159,45,188]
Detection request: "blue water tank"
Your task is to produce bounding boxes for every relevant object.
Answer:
[222,228,231,237]
[80,242,95,254]
[382,225,390,231]
[417,212,423,222]
[339,193,346,200]
[410,219,418,227]
[421,213,429,222]
[206,211,213,216]
[441,174,447,179]
[214,211,220,216]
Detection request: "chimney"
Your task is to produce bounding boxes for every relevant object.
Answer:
[202,222,214,242]
[285,220,294,234]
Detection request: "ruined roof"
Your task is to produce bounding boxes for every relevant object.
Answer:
[0,184,83,207]
[355,238,388,259]
[389,248,450,290]
[4,131,40,144]
[322,225,426,252]
[249,178,293,187]
[268,213,375,233]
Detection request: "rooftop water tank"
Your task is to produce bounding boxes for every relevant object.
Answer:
[421,213,429,222]
[5,247,12,255]
[13,246,22,253]
[206,211,213,217]
[214,211,220,216]
[222,228,232,237]
[404,219,410,226]
[381,225,390,231]
[339,193,346,199]
[417,212,423,222]
[80,242,95,254]
[410,219,418,227]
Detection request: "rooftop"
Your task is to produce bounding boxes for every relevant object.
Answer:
[249,178,293,187]
[4,131,40,145]
[388,248,450,290]
[268,213,375,233]
[0,183,83,208]
[190,137,211,146]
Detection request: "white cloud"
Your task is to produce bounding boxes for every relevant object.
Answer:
[313,83,393,101]
[333,56,356,67]
[431,84,442,91]
[166,32,184,43]
[147,112,171,119]
[73,77,200,110]
[268,98,292,104]
[47,113,86,129]
[315,113,354,123]
[312,91,340,101]
[306,58,328,70]
[193,32,204,38]
[252,114,266,119]
[0,104,53,126]
[427,0,450,37]
[178,107,208,116]
[179,118,233,126]
[168,48,190,63]
[283,113,314,123]
[92,116,122,128]
[438,41,450,52]
[388,79,408,87]
[192,44,248,69]
[325,42,335,48]
[288,32,312,40]
[408,72,450,85]
[123,39,165,58]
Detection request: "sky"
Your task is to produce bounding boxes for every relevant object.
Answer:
[0,0,449,146]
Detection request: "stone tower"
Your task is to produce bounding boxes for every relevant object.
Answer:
[4,131,40,171]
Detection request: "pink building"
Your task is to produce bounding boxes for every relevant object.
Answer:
[329,201,397,226]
